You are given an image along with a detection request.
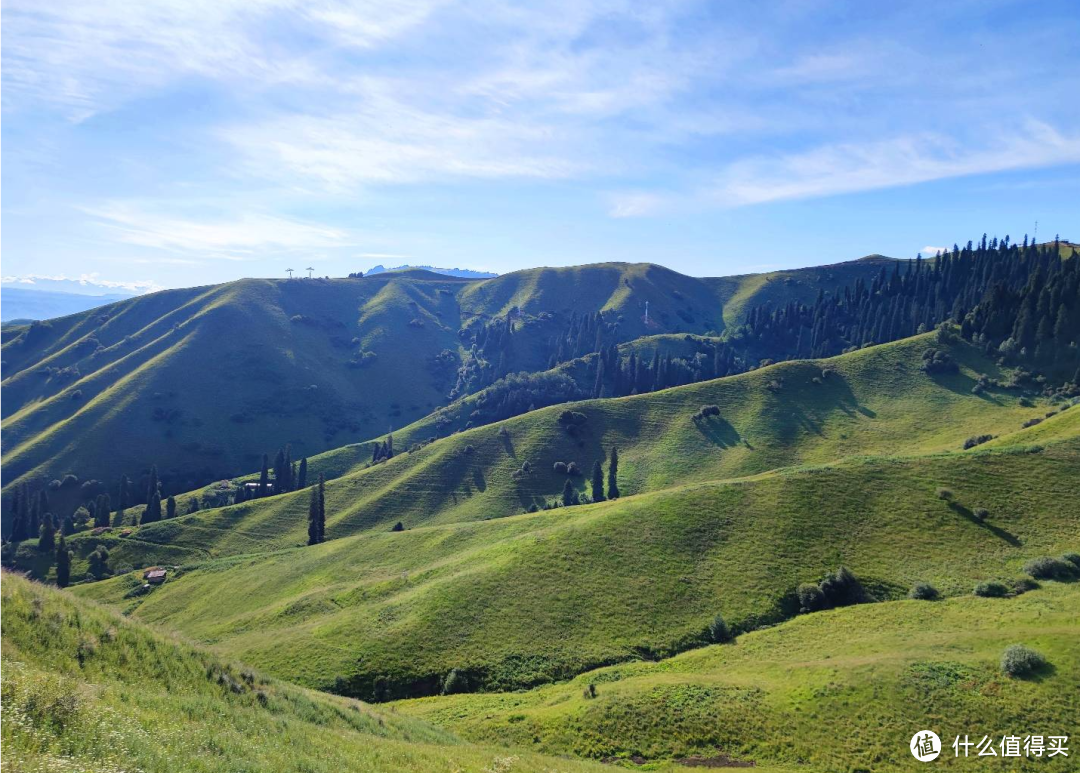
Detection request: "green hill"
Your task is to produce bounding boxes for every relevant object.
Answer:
[1,258,896,514]
[35,332,1066,578]
[1,571,607,773]
[72,406,1080,700]
[395,581,1080,771]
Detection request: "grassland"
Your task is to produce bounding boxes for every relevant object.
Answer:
[395,581,1080,771]
[73,418,1080,700]
[1,571,610,773]
[1,257,895,517]
[33,333,1069,579]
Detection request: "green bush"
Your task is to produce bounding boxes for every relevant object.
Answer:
[1000,645,1045,678]
[707,613,732,643]
[936,487,953,500]
[1060,552,1080,570]
[973,508,989,522]
[908,582,939,600]
[819,566,866,607]
[1023,556,1077,580]
[797,583,827,613]
[973,581,1009,598]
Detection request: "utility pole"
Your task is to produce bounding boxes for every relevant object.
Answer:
[286,268,294,279]
[306,266,314,279]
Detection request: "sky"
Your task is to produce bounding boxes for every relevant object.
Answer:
[2,0,1078,293]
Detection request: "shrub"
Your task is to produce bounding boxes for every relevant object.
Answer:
[1009,577,1039,595]
[797,583,827,613]
[963,434,994,450]
[1022,417,1043,429]
[1000,645,1045,678]
[557,410,588,427]
[462,444,475,456]
[973,581,1009,598]
[707,613,732,643]
[391,522,404,532]
[819,566,866,607]
[553,461,568,474]
[921,348,958,374]
[695,404,721,420]
[908,582,939,600]
[441,668,465,695]
[1023,556,1077,580]
[972,508,989,522]
[1061,552,1080,569]
[582,684,597,699]
[936,487,953,501]
[566,461,581,476]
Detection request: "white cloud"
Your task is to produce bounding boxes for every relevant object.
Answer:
[607,191,666,218]
[1,273,162,294]
[0,0,443,119]
[83,202,356,260]
[921,246,948,256]
[708,121,1080,206]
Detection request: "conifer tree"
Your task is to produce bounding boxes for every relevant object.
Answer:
[591,460,605,503]
[562,479,577,507]
[39,513,56,551]
[259,455,269,496]
[298,457,308,489]
[607,446,620,500]
[143,492,162,524]
[166,495,177,520]
[55,535,71,588]
[146,465,159,505]
[317,474,326,542]
[307,486,320,546]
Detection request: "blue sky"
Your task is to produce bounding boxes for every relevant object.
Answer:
[2,0,1078,292]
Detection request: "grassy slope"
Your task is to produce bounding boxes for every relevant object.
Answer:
[1,273,470,499]
[1,258,895,510]
[395,581,1080,772]
[1,572,607,773]
[45,333,1064,576]
[74,416,1080,699]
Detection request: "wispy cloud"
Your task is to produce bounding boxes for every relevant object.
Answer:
[921,246,948,255]
[707,121,1080,207]
[1,273,162,294]
[83,202,356,260]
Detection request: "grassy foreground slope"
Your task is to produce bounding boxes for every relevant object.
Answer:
[0,572,607,773]
[76,424,1080,700]
[50,333,1063,574]
[396,582,1080,772]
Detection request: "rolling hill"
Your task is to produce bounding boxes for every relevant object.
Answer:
[395,580,1080,771]
[1,257,896,514]
[66,336,1080,701]
[0,571,607,773]
[39,332,1065,571]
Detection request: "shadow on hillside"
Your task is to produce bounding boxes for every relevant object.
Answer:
[499,431,517,459]
[472,467,487,492]
[949,502,1022,546]
[694,415,741,448]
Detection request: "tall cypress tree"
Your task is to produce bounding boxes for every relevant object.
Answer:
[298,458,308,489]
[39,513,56,551]
[317,474,326,542]
[562,479,577,507]
[607,447,620,500]
[166,495,177,520]
[143,492,162,524]
[591,460,605,503]
[55,534,71,588]
[259,455,269,497]
[307,486,320,546]
[146,465,159,506]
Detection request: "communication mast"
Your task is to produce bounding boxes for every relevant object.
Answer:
[286,268,294,279]
[306,266,314,279]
